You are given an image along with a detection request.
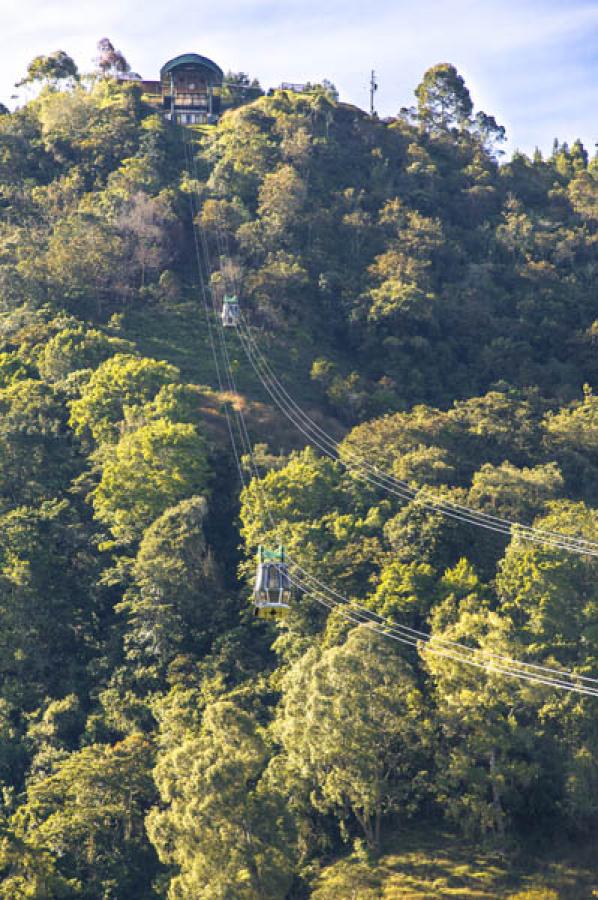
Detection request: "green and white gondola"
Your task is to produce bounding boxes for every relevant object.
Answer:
[221,294,241,327]
[252,545,292,619]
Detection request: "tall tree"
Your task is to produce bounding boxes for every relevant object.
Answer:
[95,38,131,78]
[16,51,79,89]
[415,63,473,132]
[0,735,159,898]
[91,419,211,544]
[274,625,432,850]
[425,577,556,841]
[119,496,227,687]
[69,353,179,444]
[147,700,295,899]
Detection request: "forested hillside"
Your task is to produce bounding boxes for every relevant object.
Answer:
[0,52,597,898]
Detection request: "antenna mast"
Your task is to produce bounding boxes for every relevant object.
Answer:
[369,69,378,116]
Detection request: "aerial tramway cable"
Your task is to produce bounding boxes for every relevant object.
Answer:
[234,319,593,553]
[202,196,598,556]
[234,316,598,556]
[187,141,598,695]
[204,189,598,557]
[183,129,598,697]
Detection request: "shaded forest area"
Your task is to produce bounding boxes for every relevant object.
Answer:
[0,48,597,897]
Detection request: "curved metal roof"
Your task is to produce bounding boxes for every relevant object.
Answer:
[160,53,223,81]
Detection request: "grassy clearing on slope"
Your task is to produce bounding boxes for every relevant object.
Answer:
[121,298,346,451]
[310,830,598,899]
[122,298,321,396]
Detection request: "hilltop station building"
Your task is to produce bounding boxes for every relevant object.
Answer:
[129,52,340,126]
[139,53,224,125]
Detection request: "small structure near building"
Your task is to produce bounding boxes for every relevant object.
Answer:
[279,82,308,93]
[275,80,339,102]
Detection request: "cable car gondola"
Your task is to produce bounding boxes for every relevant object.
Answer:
[252,545,292,619]
[221,294,241,327]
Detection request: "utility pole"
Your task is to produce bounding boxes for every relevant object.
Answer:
[369,69,378,116]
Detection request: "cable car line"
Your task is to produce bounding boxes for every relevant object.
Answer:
[182,132,598,696]
[234,319,563,545]
[207,247,598,691]
[191,173,598,694]
[275,543,598,690]
[223,312,598,688]
[234,314,598,557]
[253,537,598,694]
[223,298,598,689]
[184,132,296,620]
[238,318,598,552]
[193,131,598,557]
[294,579,598,695]
[206,206,598,556]
[182,134,246,486]
[213,249,586,556]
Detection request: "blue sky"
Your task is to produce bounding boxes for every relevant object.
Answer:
[3,0,597,156]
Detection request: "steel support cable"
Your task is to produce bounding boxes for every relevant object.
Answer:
[214,282,598,692]
[182,131,247,487]
[235,314,598,557]
[276,524,598,690]
[202,217,580,555]
[234,319,517,533]
[269,533,598,687]
[288,554,598,689]
[237,531,598,695]
[205,174,598,555]
[204,228,598,691]
[186,147,276,507]
[182,134,224,393]
[230,320,598,687]
[235,311,598,551]
[183,140,598,695]
[207,207,573,549]
[183,129,254,491]
[228,339,598,692]
[187,149,259,486]
[278,560,598,694]
[234,318,598,557]
[300,588,598,696]
[218,296,598,683]
[184,144,430,633]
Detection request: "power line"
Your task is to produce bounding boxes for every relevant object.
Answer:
[369,70,378,116]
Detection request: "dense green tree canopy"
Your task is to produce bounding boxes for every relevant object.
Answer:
[0,46,597,898]
[1,735,158,897]
[92,419,211,543]
[148,700,295,898]
[274,626,432,849]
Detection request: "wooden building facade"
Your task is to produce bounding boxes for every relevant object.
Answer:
[137,53,224,125]
[161,53,223,124]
